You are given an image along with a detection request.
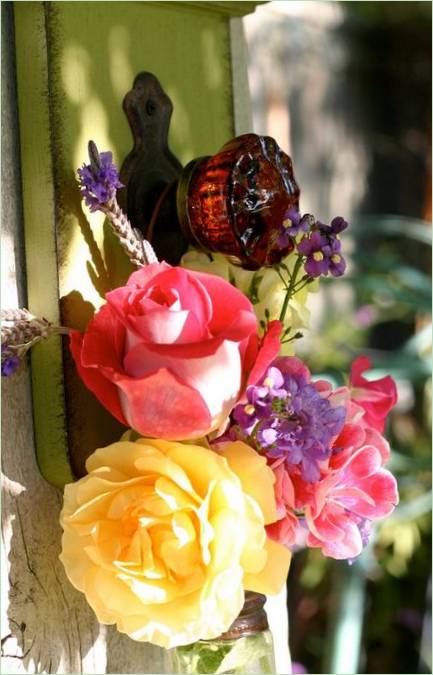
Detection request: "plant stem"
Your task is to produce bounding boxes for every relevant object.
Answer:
[274,266,290,289]
[278,255,304,323]
[102,198,158,267]
[291,277,315,295]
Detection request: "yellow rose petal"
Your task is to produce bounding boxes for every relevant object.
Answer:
[167,443,234,498]
[86,441,152,476]
[220,441,278,524]
[155,476,199,511]
[244,537,291,595]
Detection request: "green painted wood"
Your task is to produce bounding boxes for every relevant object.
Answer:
[14,3,73,489]
[14,1,261,487]
[153,1,267,17]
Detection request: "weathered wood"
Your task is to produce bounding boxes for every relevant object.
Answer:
[1,4,165,672]
[1,4,103,673]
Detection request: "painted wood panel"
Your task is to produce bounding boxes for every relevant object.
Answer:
[14,1,259,487]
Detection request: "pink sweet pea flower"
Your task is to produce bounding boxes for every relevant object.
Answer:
[349,355,397,432]
[70,263,281,440]
[304,444,399,559]
[266,460,300,547]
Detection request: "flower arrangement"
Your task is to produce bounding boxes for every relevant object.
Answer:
[2,141,399,672]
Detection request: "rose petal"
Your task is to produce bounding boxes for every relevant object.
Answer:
[112,368,212,439]
[190,270,255,337]
[126,261,172,289]
[246,320,282,386]
[219,441,278,524]
[70,329,127,426]
[244,537,291,595]
[123,339,242,427]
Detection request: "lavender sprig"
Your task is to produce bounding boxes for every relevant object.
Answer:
[1,309,70,377]
[77,141,158,267]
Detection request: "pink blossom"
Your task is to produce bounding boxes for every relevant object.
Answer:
[255,356,398,559]
[266,461,300,547]
[349,355,397,432]
[304,444,398,559]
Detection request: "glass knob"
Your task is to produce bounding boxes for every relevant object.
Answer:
[177,133,300,270]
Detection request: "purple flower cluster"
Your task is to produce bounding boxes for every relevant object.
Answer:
[277,207,348,279]
[232,365,346,482]
[298,216,348,278]
[77,150,123,212]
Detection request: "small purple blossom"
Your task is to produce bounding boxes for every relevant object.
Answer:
[297,215,348,278]
[297,231,330,277]
[77,146,123,212]
[1,353,20,377]
[232,365,346,482]
[278,209,314,248]
[327,237,346,276]
[277,208,313,248]
[320,216,349,236]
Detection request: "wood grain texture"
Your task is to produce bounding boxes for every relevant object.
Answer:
[1,4,103,672]
[1,3,165,672]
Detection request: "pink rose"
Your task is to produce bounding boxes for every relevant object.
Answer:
[70,263,281,440]
[349,355,397,432]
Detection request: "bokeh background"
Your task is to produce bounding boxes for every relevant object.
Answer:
[243,2,431,674]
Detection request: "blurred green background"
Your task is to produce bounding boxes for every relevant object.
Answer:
[244,2,431,673]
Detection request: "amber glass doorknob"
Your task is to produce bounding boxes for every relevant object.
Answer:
[120,74,300,270]
[176,134,300,270]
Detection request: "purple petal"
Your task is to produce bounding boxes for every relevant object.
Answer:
[330,216,348,234]
[304,257,329,277]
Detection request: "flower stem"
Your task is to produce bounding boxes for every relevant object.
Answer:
[291,277,315,295]
[278,255,304,323]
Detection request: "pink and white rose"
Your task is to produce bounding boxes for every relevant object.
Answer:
[70,263,281,440]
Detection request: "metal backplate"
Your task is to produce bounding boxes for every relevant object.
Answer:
[119,72,188,264]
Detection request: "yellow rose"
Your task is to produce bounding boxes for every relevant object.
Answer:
[59,438,290,648]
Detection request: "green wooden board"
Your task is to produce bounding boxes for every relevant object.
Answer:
[14,1,261,487]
